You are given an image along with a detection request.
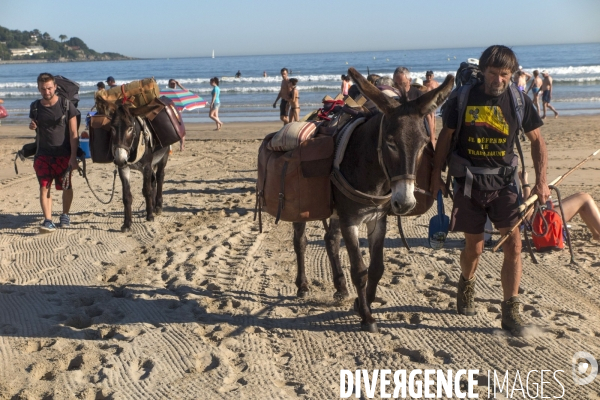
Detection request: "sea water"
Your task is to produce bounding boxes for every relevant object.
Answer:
[0,43,598,125]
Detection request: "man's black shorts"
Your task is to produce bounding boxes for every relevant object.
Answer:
[450,185,520,234]
[279,99,288,117]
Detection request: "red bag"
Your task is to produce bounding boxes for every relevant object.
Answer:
[532,203,564,251]
[0,105,8,119]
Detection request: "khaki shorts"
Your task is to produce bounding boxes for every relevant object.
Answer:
[450,184,520,234]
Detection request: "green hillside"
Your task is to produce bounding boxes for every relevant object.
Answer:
[0,26,131,61]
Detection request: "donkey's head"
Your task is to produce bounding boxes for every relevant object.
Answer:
[96,98,160,167]
[347,67,453,215]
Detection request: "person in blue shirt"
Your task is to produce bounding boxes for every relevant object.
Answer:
[209,77,222,130]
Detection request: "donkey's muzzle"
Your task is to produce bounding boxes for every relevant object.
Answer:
[114,148,129,167]
[390,179,417,215]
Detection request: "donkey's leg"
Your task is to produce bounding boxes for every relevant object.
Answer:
[340,222,376,333]
[293,222,309,297]
[365,216,386,306]
[324,218,349,300]
[154,155,167,215]
[118,166,133,233]
[142,164,155,222]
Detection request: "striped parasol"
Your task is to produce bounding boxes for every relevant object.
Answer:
[159,89,207,111]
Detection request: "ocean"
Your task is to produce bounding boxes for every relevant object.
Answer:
[1,43,599,125]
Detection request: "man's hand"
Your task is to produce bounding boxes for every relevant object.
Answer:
[531,182,550,204]
[272,102,277,109]
[70,156,79,172]
[29,120,37,130]
[429,168,446,197]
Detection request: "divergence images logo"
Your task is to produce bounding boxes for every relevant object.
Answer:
[572,351,598,386]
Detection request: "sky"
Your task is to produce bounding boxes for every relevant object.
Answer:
[1,0,599,58]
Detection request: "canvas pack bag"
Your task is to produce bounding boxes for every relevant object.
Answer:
[95,78,160,113]
[256,133,333,226]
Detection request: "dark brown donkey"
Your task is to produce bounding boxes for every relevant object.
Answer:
[96,98,170,232]
[292,68,454,332]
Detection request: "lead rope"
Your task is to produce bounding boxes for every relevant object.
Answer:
[80,167,118,205]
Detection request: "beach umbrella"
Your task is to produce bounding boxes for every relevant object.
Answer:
[159,89,207,111]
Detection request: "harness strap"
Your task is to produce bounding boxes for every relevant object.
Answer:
[275,160,289,224]
[377,116,392,183]
[330,167,391,206]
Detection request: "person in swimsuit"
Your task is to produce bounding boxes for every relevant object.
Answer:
[288,78,300,122]
[340,74,351,97]
[525,70,543,115]
[540,70,558,119]
[273,68,290,125]
[209,77,223,131]
[512,68,531,92]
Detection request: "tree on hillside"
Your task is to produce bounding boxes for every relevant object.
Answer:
[42,32,51,40]
[59,34,67,42]
[66,37,89,51]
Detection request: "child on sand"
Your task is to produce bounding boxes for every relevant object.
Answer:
[288,78,300,123]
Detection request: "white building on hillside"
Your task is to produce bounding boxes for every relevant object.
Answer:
[10,46,47,56]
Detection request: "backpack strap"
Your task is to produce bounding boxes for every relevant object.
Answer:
[443,85,472,194]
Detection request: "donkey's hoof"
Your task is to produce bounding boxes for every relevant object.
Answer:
[146,216,154,222]
[333,290,349,301]
[360,321,378,333]
[297,287,309,298]
[154,207,162,215]
[121,225,131,233]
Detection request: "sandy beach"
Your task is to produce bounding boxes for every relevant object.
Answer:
[0,115,599,399]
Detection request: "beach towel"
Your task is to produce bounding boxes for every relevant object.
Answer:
[268,121,320,152]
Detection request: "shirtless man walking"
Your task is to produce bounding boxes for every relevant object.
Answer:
[525,70,543,115]
[424,70,439,142]
[273,68,291,125]
[540,70,559,119]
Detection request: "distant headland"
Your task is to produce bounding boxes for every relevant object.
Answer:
[0,25,134,64]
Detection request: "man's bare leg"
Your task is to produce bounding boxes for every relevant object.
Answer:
[62,188,73,215]
[40,186,52,220]
[460,232,485,279]
[498,227,522,300]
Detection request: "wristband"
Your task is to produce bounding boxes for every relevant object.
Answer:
[522,184,531,188]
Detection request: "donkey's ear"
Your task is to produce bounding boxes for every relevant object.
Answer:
[415,74,454,116]
[347,67,399,115]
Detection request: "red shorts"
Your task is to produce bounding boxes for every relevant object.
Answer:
[33,155,73,190]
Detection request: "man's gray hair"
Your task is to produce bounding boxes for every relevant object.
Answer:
[393,66,411,81]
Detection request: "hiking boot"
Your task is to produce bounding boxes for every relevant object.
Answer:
[501,296,528,336]
[59,213,70,227]
[457,274,476,316]
[39,220,56,234]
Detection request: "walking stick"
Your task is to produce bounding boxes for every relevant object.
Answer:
[493,149,600,252]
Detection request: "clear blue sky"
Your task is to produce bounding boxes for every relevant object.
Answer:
[2,0,599,58]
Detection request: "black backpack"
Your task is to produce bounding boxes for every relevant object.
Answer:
[455,59,483,89]
[54,75,80,108]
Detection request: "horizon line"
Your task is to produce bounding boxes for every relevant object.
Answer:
[135,41,600,60]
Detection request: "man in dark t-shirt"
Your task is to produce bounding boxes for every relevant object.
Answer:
[430,46,549,336]
[29,73,79,234]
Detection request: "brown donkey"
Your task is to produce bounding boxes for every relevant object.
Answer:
[292,68,454,332]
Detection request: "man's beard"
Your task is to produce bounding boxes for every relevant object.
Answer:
[486,81,508,96]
